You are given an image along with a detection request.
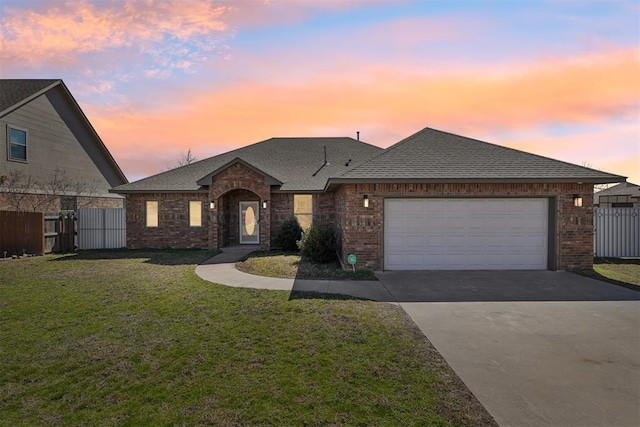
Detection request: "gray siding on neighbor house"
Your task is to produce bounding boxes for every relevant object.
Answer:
[0,86,118,198]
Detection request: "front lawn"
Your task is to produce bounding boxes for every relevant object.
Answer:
[593,258,640,286]
[0,250,494,426]
[236,251,377,280]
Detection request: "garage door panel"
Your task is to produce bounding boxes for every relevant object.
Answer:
[406,217,424,230]
[426,235,445,247]
[427,216,447,228]
[467,217,486,229]
[424,200,447,213]
[384,198,548,270]
[447,235,465,247]
[386,235,406,248]
[405,235,424,248]
[525,199,548,212]
[468,235,488,247]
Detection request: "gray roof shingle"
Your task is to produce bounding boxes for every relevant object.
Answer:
[594,182,640,203]
[113,137,383,192]
[334,127,626,184]
[0,79,60,115]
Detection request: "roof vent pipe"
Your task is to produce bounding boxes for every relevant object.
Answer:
[356,131,360,141]
[312,146,329,177]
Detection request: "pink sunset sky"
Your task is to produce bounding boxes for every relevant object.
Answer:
[1,0,638,184]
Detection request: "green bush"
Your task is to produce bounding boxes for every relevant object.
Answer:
[273,217,303,252]
[297,224,336,263]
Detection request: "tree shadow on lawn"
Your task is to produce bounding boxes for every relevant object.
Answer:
[288,290,371,302]
[50,248,220,266]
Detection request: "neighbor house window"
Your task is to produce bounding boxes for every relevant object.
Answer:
[189,201,202,227]
[146,201,158,227]
[8,126,27,161]
[294,194,313,229]
[60,196,77,211]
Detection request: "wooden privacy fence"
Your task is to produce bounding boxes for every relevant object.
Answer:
[594,208,640,258]
[0,210,45,256]
[76,208,126,249]
[45,214,76,253]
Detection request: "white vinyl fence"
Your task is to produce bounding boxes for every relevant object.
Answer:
[77,208,126,249]
[594,208,640,257]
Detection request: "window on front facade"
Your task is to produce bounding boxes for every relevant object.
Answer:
[189,201,202,227]
[8,126,27,161]
[60,196,77,211]
[146,201,158,227]
[294,194,313,229]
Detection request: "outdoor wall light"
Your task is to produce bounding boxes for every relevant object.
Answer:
[262,200,268,209]
[363,195,369,208]
[209,201,215,209]
[573,194,583,207]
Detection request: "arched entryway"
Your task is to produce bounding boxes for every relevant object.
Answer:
[216,189,264,248]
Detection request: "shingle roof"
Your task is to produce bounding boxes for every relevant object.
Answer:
[333,127,626,184]
[0,79,60,116]
[112,137,383,192]
[594,182,640,203]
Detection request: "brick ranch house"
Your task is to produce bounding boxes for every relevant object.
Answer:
[112,127,625,271]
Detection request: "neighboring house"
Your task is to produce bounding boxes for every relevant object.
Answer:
[594,182,640,208]
[0,79,127,213]
[112,127,625,271]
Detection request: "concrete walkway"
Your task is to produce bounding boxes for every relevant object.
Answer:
[195,247,393,300]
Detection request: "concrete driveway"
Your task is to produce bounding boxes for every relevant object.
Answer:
[376,271,640,427]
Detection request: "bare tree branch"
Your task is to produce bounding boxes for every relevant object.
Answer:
[0,169,102,212]
[167,148,198,170]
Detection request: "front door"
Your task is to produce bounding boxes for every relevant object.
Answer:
[239,201,259,244]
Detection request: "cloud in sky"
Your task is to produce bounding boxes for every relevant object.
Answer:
[84,47,638,179]
[1,0,638,183]
[0,0,232,80]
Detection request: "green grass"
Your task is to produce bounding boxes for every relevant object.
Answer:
[593,258,640,286]
[575,258,640,289]
[0,250,494,426]
[236,251,378,281]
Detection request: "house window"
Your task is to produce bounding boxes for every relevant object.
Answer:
[146,201,158,227]
[189,201,202,227]
[612,202,633,208]
[60,196,77,211]
[8,126,27,161]
[294,194,313,229]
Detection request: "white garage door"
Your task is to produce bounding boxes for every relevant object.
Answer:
[384,198,548,270]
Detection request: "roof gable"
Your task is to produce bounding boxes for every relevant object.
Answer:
[334,127,626,184]
[594,182,640,202]
[197,157,282,186]
[0,79,128,187]
[0,79,60,116]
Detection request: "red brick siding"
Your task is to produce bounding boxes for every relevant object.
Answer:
[208,163,271,250]
[314,193,336,227]
[269,193,336,244]
[336,183,595,271]
[126,193,209,249]
[270,193,293,243]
